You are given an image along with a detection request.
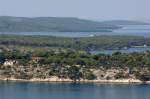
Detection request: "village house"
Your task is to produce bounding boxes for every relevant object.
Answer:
[3,59,18,66]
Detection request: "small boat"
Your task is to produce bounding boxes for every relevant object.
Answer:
[144,44,147,47]
[89,34,95,37]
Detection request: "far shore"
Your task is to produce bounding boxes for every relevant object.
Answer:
[0,77,150,84]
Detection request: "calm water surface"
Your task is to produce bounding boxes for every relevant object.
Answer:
[0,82,149,99]
[91,47,150,55]
[0,25,150,37]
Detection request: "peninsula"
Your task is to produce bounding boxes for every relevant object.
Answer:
[0,48,150,83]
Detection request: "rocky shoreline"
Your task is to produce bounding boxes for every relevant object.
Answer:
[0,77,150,84]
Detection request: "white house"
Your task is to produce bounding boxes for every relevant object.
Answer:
[3,60,18,66]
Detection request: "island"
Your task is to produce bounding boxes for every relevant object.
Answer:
[0,48,150,83]
[0,35,150,83]
[0,16,119,32]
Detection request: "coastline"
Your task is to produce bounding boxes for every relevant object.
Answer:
[0,77,150,84]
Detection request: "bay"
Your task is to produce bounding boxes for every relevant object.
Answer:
[0,25,150,38]
[90,47,150,55]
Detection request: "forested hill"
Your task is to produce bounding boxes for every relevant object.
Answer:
[0,16,119,32]
[101,20,150,25]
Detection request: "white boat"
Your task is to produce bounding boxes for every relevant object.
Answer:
[89,34,95,37]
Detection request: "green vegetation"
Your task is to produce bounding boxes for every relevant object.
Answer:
[84,70,95,80]
[101,20,150,25]
[0,34,150,81]
[1,49,150,68]
[114,72,126,79]
[0,49,150,81]
[0,16,119,32]
[0,35,150,51]
[135,72,145,81]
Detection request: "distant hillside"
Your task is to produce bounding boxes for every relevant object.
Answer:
[0,16,119,32]
[101,20,150,25]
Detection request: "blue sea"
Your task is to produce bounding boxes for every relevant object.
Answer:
[0,82,150,99]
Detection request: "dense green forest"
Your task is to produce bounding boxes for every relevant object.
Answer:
[1,49,150,68]
[0,35,150,51]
